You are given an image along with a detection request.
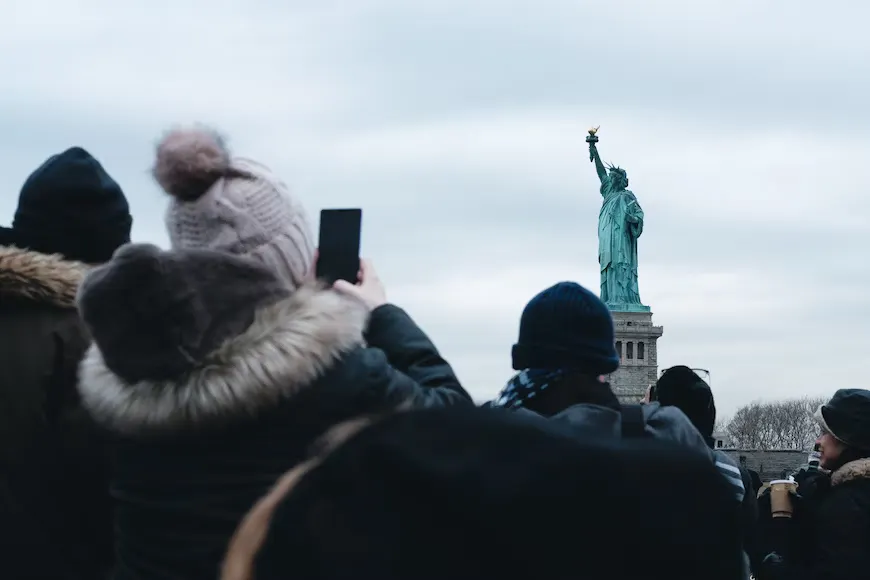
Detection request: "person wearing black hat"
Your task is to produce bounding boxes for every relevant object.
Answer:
[0,147,131,579]
[488,281,622,414]
[486,282,709,452]
[757,388,870,580]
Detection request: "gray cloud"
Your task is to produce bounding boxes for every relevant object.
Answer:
[0,0,867,415]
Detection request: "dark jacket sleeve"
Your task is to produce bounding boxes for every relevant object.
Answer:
[363,304,472,406]
[761,484,870,580]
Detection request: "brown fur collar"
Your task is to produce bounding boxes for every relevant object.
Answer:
[831,457,870,486]
[77,284,369,435]
[0,245,88,308]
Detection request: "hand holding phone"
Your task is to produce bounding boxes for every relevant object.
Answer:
[332,259,387,312]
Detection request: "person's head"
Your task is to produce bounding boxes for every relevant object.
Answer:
[504,282,619,414]
[512,281,618,376]
[654,365,716,440]
[0,147,132,263]
[607,165,628,190]
[814,389,870,470]
[153,125,314,289]
[223,407,745,580]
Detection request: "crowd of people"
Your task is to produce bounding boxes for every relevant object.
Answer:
[0,126,868,580]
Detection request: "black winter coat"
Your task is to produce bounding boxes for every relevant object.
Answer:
[760,457,870,580]
[0,246,113,579]
[77,286,472,580]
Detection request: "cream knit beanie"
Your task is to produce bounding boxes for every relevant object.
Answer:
[153,126,314,290]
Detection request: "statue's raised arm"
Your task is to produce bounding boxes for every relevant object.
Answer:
[586,127,607,184]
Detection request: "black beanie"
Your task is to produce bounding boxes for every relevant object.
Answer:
[655,365,716,439]
[253,407,743,580]
[0,147,132,263]
[511,281,618,374]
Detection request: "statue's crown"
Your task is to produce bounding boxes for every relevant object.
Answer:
[605,163,626,177]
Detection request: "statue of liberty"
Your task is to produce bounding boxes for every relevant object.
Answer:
[586,127,649,312]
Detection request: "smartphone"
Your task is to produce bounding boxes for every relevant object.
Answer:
[316,208,362,284]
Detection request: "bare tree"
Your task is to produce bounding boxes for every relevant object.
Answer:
[722,396,826,450]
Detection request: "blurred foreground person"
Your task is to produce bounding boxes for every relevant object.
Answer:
[0,147,131,579]
[223,406,745,580]
[757,389,870,580]
[76,244,471,579]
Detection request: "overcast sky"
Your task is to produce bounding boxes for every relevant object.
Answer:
[1,1,867,416]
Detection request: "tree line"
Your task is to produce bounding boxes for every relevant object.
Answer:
[718,396,825,451]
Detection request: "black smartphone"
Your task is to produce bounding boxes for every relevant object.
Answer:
[316,208,362,284]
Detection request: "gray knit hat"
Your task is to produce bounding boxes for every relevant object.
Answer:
[153,126,315,290]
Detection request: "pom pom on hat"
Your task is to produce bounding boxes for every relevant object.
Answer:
[158,124,317,290]
[153,126,232,201]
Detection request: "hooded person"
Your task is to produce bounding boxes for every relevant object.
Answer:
[75,243,471,580]
[758,388,870,580]
[152,125,314,289]
[0,147,131,579]
[221,406,746,580]
[486,282,709,453]
[654,365,755,577]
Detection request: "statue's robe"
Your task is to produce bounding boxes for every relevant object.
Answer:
[598,174,645,307]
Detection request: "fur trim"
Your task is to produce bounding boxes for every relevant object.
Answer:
[831,457,870,486]
[153,125,231,201]
[0,245,88,307]
[77,284,369,434]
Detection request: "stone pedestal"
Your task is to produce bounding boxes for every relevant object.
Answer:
[606,310,663,403]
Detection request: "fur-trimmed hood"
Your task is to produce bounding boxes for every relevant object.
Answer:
[78,284,369,435]
[0,245,88,308]
[832,457,870,486]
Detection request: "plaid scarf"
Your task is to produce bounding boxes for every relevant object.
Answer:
[491,368,565,409]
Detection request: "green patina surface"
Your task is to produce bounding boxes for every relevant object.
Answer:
[587,131,649,313]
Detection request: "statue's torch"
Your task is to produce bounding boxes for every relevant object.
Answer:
[586,126,599,162]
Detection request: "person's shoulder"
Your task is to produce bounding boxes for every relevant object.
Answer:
[640,402,687,427]
[324,345,419,394]
[0,245,87,310]
[549,403,622,439]
[0,296,87,369]
[711,449,744,480]
[826,458,870,508]
[816,464,870,527]
[641,403,712,452]
[831,458,870,487]
[712,448,739,468]
[321,344,381,383]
